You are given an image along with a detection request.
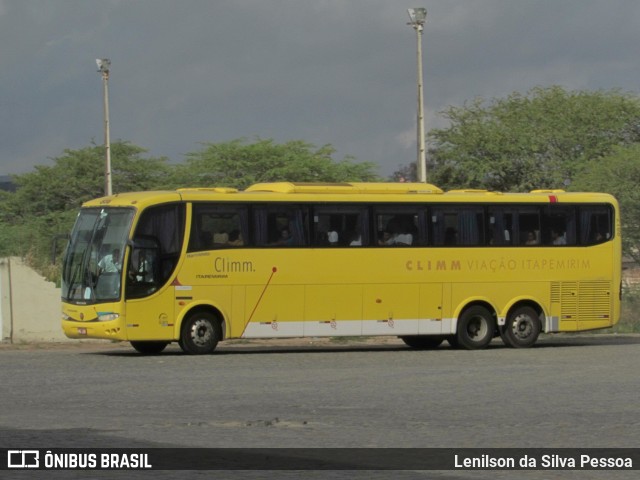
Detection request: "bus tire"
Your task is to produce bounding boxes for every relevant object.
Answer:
[130,341,169,355]
[400,335,444,349]
[179,311,220,355]
[456,306,495,350]
[500,306,541,348]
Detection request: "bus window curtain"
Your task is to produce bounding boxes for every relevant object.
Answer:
[136,205,183,255]
[238,208,250,245]
[289,210,306,246]
[565,211,577,245]
[458,212,479,245]
[253,209,268,246]
[580,209,592,245]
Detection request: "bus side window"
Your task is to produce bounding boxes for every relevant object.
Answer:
[517,210,540,246]
[189,204,249,251]
[127,203,184,298]
[378,216,414,246]
[488,210,513,246]
[127,235,160,298]
[579,205,612,245]
[431,207,483,246]
[255,206,309,247]
[375,208,423,247]
[312,206,368,247]
[542,207,576,246]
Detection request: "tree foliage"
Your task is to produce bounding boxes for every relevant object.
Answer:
[390,86,640,262]
[0,138,378,276]
[0,141,173,274]
[174,138,379,189]
[428,86,640,191]
[2,141,172,222]
[571,145,640,263]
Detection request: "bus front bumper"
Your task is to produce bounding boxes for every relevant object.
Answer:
[62,318,126,341]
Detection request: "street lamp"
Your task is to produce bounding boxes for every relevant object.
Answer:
[407,8,427,183]
[96,58,112,196]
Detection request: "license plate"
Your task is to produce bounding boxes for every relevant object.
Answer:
[77,327,87,335]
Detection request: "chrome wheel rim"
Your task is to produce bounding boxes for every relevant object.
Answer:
[511,314,534,340]
[188,319,213,347]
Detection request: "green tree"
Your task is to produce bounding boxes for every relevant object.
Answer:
[4,141,172,220]
[174,138,379,189]
[428,86,640,191]
[0,141,172,277]
[572,144,640,263]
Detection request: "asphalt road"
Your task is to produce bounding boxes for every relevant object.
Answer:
[0,334,638,480]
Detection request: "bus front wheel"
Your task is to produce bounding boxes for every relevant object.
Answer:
[456,306,495,350]
[179,311,220,355]
[500,306,541,348]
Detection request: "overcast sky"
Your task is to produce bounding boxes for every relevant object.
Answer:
[1,0,639,179]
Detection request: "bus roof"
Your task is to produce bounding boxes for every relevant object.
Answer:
[81,182,618,208]
[244,182,443,194]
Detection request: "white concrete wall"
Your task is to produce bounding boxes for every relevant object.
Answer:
[0,258,12,341]
[0,257,69,343]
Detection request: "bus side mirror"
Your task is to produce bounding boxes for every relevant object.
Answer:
[51,233,70,264]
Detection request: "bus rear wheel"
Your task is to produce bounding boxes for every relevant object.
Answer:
[500,306,541,348]
[130,341,169,355]
[456,306,495,350]
[179,311,220,355]
[400,335,444,349]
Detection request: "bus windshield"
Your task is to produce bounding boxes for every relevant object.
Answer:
[62,207,134,303]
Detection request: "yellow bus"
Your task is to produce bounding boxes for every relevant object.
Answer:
[61,182,621,354]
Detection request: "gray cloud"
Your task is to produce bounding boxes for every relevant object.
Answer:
[1,0,639,178]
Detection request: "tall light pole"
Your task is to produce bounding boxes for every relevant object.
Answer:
[96,58,112,196]
[407,8,427,183]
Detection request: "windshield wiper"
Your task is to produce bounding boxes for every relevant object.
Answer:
[65,212,105,300]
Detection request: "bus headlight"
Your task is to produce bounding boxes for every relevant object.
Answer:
[98,312,120,322]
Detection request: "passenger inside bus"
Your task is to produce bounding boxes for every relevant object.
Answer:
[98,248,122,273]
[348,230,362,246]
[550,229,566,245]
[228,230,244,246]
[380,217,413,246]
[525,231,539,245]
[271,228,294,246]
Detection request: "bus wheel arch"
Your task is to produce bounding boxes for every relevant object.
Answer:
[178,306,224,355]
[501,302,543,348]
[454,302,497,350]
